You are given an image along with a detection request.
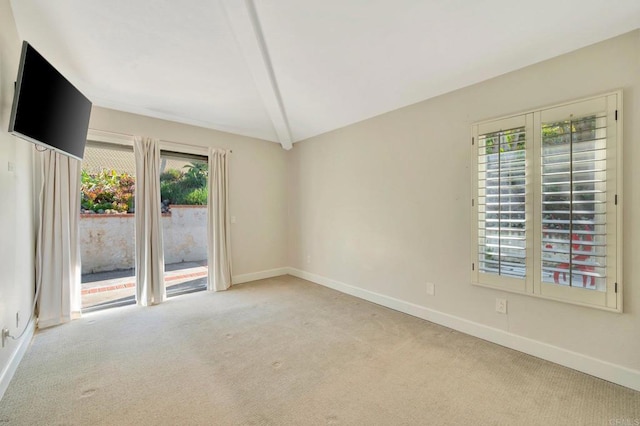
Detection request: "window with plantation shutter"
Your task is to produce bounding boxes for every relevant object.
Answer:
[540,114,606,290]
[478,127,527,277]
[473,115,532,293]
[472,92,622,311]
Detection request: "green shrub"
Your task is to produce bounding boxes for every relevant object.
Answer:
[182,162,208,188]
[81,169,135,213]
[160,168,182,182]
[184,188,207,205]
[160,181,188,204]
[81,163,207,212]
[160,162,208,205]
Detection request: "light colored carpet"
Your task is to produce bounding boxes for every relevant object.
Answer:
[0,275,638,425]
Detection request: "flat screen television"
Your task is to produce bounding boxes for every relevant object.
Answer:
[8,41,91,161]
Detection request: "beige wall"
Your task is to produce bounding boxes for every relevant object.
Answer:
[0,0,37,388]
[288,30,640,371]
[88,107,289,277]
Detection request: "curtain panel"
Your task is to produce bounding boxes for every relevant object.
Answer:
[207,148,232,291]
[134,136,166,305]
[36,151,82,328]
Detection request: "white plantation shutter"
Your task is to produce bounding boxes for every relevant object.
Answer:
[472,92,621,311]
[534,95,620,309]
[473,115,532,292]
[540,114,607,289]
[478,127,527,277]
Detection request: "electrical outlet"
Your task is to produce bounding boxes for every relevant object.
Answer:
[7,162,15,172]
[495,298,507,314]
[16,312,20,328]
[1,328,9,348]
[306,255,311,264]
[426,282,435,296]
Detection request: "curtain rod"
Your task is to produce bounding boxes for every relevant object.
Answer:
[87,128,232,153]
[160,137,233,154]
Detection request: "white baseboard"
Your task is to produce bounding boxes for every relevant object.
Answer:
[0,320,35,400]
[232,267,289,285]
[287,267,640,392]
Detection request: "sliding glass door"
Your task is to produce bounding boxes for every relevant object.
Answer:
[159,150,209,297]
[80,141,210,311]
[80,141,137,311]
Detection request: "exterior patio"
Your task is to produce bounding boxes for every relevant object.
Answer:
[80,201,209,311]
[82,261,208,312]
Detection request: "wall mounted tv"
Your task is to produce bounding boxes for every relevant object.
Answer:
[8,41,91,161]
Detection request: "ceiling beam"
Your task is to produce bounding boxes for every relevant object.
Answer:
[222,0,293,150]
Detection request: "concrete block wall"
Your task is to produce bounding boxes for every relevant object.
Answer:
[80,205,207,274]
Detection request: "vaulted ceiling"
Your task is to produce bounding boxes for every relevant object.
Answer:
[10,0,640,149]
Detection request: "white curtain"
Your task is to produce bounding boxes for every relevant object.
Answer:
[207,148,232,291]
[134,136,165,305]
[36,151,82,328]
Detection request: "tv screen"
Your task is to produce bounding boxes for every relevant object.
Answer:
[8,41,91,161]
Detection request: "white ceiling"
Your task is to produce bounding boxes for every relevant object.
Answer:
[10,0,640,149]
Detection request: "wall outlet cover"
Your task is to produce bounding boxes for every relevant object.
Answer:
[496,298,507,314]
[426,282,435,296]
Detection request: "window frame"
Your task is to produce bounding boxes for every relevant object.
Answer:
[471,91,623,312]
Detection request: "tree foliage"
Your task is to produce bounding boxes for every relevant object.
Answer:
[160,162,208,205]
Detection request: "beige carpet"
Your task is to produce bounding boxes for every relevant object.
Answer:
[0,275,638,425]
